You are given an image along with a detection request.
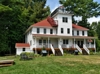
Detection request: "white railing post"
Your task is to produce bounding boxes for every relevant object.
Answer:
[76,44,82,54]
[83,44,90,54]
[50,44,55,55]
[59,44,63,55]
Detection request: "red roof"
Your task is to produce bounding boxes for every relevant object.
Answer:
[15,43,30,48]
[33,17,57,28]
[72,24,88,30]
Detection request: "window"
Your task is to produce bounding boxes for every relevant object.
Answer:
[44,28,46,34]
[61,28,63,33]
[37,28,40,33]
[23,48,25,51]
[77,31,79,35]
[43,40,46,44]
[50,29,53,34]
[62,17,68,23]
[82,31,84,36]
[72,30,74,35]
[67,28,70,34]
[63,39,68,44]
[39,39,42,45]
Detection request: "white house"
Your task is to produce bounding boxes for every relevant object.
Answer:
[15,6,96,55]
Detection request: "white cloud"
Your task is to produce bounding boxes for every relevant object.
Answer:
[88,16,100,24]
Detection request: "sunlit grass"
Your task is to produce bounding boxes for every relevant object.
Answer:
[0,54,100,74]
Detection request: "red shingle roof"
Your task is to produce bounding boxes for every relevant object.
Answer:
[72,24,88,30]
[15,43,30,48]
[33,18,52,28]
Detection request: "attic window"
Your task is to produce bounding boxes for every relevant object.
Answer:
[62,17,68,23]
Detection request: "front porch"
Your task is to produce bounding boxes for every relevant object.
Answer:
[32,34,96,55]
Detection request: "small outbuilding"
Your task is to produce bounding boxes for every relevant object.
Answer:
[15,43,30,55]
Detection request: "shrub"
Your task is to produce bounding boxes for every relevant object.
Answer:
[20,52,34,60]
[50,54,55,56]
[34,54,40,57]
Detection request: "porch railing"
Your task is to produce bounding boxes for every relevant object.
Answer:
[58,44,63,55]
[83,44,90,54]
[50,44,55,55]
[36,44,49,48]
[62,44,70,48]
[86,44,94,48]
[76,44,82,54]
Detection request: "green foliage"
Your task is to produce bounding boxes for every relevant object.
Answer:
[42,46,46,50]
[20,52,34,60]
[59,0,100,28]
[34,54,40,57]
[0,0,50,55]
[1,55,100,74]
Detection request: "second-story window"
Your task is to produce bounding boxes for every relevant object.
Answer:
[82,31,84,36]
[37,28,40,33]
[50,29,53,34]
[72,30,74,35]
[77,30,79,36]
[62,17,68,23]
[61,28,63,33]
[44,28,46,34]
[67,28,70,34]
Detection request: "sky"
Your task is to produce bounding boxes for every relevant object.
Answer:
[46,0,100,24]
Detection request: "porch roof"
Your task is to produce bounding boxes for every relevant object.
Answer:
[33,34,96,39]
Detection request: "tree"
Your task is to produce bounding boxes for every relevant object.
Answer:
[96,21,100,39]
[59,0,100,28]
[0,0,50,55]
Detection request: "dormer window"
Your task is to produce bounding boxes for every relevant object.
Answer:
[37,28,40,33]
[62,17,68,23]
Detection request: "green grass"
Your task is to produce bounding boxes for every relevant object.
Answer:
[0,54,100,74]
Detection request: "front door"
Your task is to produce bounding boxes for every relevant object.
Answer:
[76,40,83,48]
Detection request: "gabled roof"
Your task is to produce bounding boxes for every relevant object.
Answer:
[15,43,30,48]
[72,24,89,30]
[25,17,89,33]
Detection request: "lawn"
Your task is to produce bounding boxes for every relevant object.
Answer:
[0,54,100,74]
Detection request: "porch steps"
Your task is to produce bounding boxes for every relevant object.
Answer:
[81,48,88,55]
[55,48,62,56]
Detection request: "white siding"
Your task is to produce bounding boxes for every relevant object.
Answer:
[53,14,72,36]
[73,29,88,36]
[16,48,30,55]
[32,27,57,35]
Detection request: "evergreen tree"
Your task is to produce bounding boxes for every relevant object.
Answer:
[0,0,50,55]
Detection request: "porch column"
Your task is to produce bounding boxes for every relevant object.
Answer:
[35,37,37,54]
[84,39,86,46]
[74,38,75,48]
[48,37,50,48]
[94,39,96,53]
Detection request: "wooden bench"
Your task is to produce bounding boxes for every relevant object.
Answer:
[0,60,14,67]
